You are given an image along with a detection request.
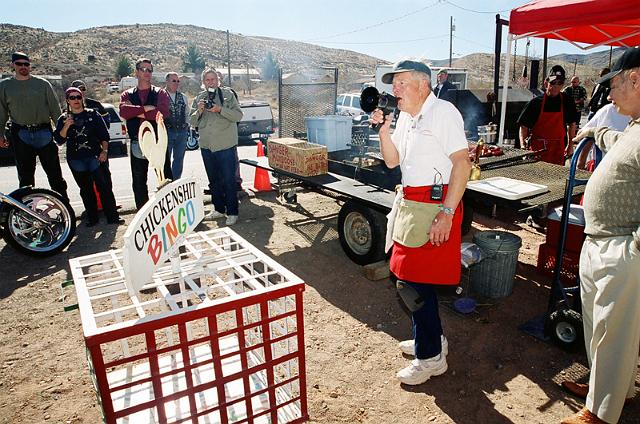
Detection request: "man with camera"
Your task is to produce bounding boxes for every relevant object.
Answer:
[191,68,243,226]
[0,52,68,200]
[119,58,172,209]
[371,60,471,386]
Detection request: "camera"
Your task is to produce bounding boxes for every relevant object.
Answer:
[204,93,216,109]
[360,87,399,132]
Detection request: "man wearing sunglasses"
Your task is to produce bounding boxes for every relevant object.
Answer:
[163,72,190,179]
[517,65,578,165]
[0,52,68,200]
[119,58,171,209]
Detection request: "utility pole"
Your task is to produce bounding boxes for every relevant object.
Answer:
[609,46,613,68]
[226,30,231,88]
[246,62,252,95]
[573,58,578,76]
[449,16,454,67]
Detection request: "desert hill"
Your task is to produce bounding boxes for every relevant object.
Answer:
[0,23,616,95]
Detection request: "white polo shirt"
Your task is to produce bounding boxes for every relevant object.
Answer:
[391,92,467,186]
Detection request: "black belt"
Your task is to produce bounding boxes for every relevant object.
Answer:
[14,123,51,131]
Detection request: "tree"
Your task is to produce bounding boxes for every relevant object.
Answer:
[261,52,279,81]
[115,55,133,79]
[183,45,205,73]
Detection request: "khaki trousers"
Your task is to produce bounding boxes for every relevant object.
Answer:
[580,235,640,423]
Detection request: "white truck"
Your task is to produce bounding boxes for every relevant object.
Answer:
[118,76,137,92]
[374,64,468,94]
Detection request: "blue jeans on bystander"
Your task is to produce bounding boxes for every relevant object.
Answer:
[167,128,189,179]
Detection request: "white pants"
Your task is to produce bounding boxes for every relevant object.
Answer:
[580,235,640,423]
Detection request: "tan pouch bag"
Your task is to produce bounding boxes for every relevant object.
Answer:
[392,198,441,248]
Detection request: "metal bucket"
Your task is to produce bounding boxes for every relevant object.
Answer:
[477,124,498,144]
[471,231,522,298]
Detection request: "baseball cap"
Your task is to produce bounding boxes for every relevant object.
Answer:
[71,80,87,90]
[597,47,640,86]
[11,52,29,63]
[65,87,83,98]
[437,69,448,75]
[548,65,566,82]
[381,60,432,84]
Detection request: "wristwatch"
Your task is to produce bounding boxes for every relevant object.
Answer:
[440,206,455,215]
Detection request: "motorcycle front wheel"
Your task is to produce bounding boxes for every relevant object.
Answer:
[2,188,76,256]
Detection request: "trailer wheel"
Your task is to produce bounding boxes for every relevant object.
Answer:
[338,201,386,265]
[546,308,584,352]
[283,191,297,204]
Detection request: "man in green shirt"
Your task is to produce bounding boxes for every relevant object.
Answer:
[0,52,67,199]
[561,47,640,424]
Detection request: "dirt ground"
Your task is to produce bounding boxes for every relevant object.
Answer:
[0,189,638,424]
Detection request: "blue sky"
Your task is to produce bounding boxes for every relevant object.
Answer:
[5,0,608,62]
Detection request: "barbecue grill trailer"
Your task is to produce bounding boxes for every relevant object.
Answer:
[240,154,588,266]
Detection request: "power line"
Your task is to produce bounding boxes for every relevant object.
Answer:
[317,34,449,45]
[304,0,442,42]
[453,34,494,51]
[443,0,511,14]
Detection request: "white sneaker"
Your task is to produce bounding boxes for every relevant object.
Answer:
[225,215,238,226]
[399,336,448,357]
[204,210,225,221]
[396,354,448,385]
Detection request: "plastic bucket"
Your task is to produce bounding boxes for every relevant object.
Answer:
[470,231,522,298]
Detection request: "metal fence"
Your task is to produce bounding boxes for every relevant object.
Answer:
[278,68,338,138]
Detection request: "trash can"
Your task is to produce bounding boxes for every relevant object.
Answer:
[471,231,522,298]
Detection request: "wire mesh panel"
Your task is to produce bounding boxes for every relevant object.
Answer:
[278,68,338,138]
[69,228,308,424]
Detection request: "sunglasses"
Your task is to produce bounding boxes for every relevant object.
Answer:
[549,80,565,86]
[67,95,83,100]
[137,67,153,73]
[14,61,30,67]
[170,79,180,83]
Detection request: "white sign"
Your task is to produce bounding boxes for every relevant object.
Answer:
[122,177,204,293]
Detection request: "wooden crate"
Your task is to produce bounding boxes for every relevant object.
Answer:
[267,138,328,177]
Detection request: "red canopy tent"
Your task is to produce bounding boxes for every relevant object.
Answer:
[498,0,640,144]
[509,0,640,49]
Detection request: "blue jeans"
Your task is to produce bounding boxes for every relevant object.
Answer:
[404,281,444,360]
[201,146,238,216]
[167,128,188,179]
[12,128,68,200]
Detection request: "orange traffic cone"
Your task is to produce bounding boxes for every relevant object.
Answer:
[93,182,103,211]
[253,141,272,192]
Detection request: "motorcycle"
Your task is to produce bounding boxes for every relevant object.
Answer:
[0,187,76,256]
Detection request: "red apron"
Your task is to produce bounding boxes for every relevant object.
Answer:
[530,93,566,165]
[390,185,462,285]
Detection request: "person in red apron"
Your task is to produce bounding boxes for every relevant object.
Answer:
[372,60,471,386]
[518,65,577,165]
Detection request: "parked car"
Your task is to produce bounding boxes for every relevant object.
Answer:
[107,84,120,94]
[101,103,128,156]
[336,93,365,117]
[185,101,275,150]
[237,101,275,145]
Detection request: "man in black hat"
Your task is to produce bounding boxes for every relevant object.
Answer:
[517,64,578,165]
[560,47,640,424]
[0,52,68,199]
[371,59,471,386]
